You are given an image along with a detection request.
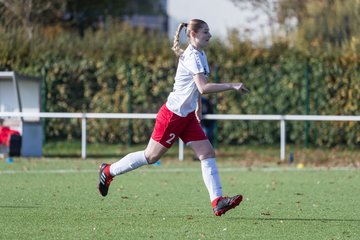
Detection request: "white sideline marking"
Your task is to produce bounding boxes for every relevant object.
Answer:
[0,167,358,175]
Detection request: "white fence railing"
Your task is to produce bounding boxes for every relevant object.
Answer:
[1,112,360,160]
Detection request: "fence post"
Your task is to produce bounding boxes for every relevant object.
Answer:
[126,64,133,147]
[280,118,286,161]
[304,61,311,148]
[81,113,87,159]
[179,140,184,161]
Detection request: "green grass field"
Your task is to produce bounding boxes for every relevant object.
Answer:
[1,158,359,240]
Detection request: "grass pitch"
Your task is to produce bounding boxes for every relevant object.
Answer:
[1,158,359,240]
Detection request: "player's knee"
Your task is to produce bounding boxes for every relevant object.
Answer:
[144,152,160,164]
[198,149,215,160]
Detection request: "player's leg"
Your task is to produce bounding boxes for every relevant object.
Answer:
[110,138,168,175]
[189,140,243,216]
[98,104,177,197]
[98,149,148,197]
[144,138,169,163]
[181,112,222,202]
[185,114,243,216]
[98,139,168,197]
[188,139,222,201]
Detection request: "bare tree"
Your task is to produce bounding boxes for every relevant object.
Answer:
[230,0,307,25]
[230,0,359,49]
[229,0,279,41]
[0,0,65,40]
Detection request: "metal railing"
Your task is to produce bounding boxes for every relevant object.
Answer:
[1,112,360,160]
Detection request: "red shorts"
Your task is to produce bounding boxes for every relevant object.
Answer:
[151,104,207,148]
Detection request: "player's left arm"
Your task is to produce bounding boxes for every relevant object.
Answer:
[194,73,249,94]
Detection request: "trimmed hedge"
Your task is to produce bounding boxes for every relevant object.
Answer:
[1,24,359,147]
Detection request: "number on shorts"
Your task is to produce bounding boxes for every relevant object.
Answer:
[166,133,176,145]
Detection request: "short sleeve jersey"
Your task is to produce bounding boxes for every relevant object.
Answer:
[166,45,210,117]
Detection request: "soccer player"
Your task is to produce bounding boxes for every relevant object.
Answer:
[98,19,249,216]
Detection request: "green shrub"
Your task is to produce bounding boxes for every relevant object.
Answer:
[0,23,359,146]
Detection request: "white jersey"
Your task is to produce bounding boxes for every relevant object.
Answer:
[166,45,210,117]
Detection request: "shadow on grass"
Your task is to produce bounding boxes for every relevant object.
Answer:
[0,205,40,209]
[239,217,360,222]
[43,152,181,159]
[43,153,121,158]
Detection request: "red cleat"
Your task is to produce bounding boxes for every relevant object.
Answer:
[212,195,243,216]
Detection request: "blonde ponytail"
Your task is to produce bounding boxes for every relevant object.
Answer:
[171,22,188,57]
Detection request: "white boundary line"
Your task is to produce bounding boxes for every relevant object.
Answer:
[0,167,358,175]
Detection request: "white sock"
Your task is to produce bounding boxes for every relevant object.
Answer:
[110,151,148,176]
[201,158,223,202]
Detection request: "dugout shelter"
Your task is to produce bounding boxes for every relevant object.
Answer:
[0,71,43,157]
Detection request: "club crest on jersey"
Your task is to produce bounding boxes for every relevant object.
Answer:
[203,67,209,76]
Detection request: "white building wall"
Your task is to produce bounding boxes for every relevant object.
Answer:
[167,0,278,45]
